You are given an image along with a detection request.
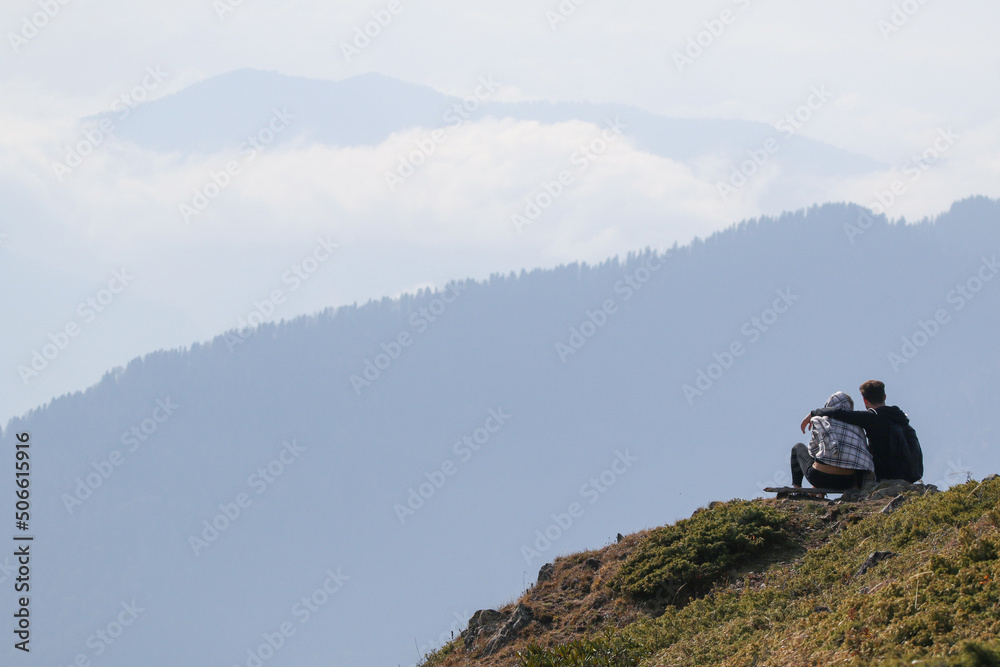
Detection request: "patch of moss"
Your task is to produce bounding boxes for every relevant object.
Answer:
[517,629,653,667]
[883,639,1000,666]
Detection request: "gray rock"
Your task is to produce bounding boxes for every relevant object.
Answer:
[838,488,864,502]
[868,480,910,500]
[481,603,533,656]
[463,609,502,649]
[838,480,939,503]
[537,563,554,584]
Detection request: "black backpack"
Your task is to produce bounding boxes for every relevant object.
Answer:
[872,418,924,483]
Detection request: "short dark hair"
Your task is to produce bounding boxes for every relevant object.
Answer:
[860,380,886,404]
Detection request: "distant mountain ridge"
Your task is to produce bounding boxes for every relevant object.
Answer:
[3,197,999,667]
[100,68,884,177]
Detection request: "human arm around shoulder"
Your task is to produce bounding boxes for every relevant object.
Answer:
[810,407,879,430]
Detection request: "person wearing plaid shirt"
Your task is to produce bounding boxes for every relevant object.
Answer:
[790,391,874,491]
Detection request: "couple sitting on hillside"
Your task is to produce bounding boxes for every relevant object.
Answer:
[791,380,921,492]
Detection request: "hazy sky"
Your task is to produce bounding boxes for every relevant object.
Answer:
[2,0,999,422]
[4,1,997,153]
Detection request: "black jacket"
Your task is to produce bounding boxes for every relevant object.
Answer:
[810,405,912,457]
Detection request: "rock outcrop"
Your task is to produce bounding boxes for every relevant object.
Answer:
[838,479,939,502]
[462,604,534,657]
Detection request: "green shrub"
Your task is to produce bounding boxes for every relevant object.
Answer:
[613,501,794,604]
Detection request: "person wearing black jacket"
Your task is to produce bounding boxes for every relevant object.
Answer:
[801,380,916,481]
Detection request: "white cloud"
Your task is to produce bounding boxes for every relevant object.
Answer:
[1,116,743,255]
[2,0,1000,421]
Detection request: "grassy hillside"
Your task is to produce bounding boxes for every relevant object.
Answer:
[420,477,1000,666]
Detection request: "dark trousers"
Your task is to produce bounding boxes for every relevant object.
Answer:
[790,443,865,490]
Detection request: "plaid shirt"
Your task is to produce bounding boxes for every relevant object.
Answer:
[808,392,874,472]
